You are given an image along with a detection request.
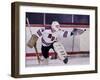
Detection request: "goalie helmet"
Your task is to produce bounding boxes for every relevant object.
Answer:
[51,21,60,32]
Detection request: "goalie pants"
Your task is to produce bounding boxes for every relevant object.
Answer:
[41,44,57,59]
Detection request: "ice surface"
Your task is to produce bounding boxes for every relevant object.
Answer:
[25,56,89,67]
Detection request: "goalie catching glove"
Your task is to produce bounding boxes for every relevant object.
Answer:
[71,28,86,36]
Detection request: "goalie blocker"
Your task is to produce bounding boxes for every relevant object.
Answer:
[27,34,38,48]
[53,41,68,64]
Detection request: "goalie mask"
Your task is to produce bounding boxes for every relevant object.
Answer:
[51,21,60,32]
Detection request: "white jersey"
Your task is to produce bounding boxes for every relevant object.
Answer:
[36,28,70,46]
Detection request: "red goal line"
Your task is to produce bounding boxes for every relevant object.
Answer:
[26,51,89,57]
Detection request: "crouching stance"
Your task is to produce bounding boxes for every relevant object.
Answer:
[27,21,85,64]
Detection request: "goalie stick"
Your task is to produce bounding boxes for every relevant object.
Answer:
[26,17,41,64]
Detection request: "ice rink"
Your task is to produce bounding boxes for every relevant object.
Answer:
[25,56,90,67]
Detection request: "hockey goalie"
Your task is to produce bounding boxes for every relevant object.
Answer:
[27,21,86,65]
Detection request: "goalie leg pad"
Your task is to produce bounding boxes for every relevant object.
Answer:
[53,42,68,61]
